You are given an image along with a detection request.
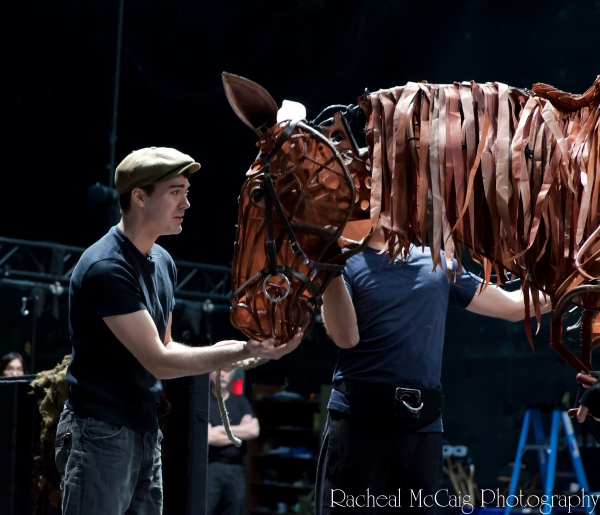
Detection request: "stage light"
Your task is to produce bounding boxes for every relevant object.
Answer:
[88,182,118,204]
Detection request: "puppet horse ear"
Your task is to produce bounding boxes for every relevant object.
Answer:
[222,72,278,136]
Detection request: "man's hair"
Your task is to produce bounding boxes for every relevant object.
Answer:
[118,170,192,214]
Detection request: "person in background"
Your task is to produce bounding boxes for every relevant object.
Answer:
[207,368,259,515]
[1,352,28,376]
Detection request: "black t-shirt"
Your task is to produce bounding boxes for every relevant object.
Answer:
[65,226,176,433]
[208,392,254,461]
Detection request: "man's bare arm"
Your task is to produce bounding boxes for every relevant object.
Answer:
[321,275,360,349]
[103,310,302,379]
[466,284,551,322]
[208,415,260,446]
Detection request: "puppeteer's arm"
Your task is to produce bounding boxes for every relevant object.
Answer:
[321,275,360,349]
[466,284,551,322]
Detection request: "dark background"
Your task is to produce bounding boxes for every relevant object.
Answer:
[3,0,600,493]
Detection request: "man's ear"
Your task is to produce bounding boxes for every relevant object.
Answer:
[131,188,146,208]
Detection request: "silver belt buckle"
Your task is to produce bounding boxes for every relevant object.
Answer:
[395,387,424,418]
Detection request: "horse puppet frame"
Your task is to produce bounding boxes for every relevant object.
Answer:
[223,71,600,381]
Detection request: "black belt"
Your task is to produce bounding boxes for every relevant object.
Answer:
[333,380,444,432]
[209,456,244,465]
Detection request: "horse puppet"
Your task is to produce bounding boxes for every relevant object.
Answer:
[223,72,600,382]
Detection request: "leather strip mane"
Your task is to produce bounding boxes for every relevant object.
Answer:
[363,77,600,348]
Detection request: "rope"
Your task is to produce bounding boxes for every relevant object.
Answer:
[229,357,269,370]
[215,368,242,447]
[215,357,269,446]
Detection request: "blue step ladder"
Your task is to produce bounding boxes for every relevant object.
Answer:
[503,409,596,515]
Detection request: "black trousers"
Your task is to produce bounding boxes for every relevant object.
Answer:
[206,462,246,515]
[316,410,443,514]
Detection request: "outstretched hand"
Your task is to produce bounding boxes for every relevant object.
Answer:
[245,332,303,360]
[576,371,600,423]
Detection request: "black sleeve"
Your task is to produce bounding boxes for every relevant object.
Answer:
[449,263,481,308]
[170,256,177,312]
[238,394,255,418]
[83,259,146,318]
[342,268,354,299]
[580,381,600,419]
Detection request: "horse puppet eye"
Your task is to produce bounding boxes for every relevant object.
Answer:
[251,187,265,207]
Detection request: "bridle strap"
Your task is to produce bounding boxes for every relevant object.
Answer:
[262,119,301,275]
[263,179,278,275]
[262,118,300,164]
[264,170,344,272]
[262,120,345,272]
[264,170,311,265]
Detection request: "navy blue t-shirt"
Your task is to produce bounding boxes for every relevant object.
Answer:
[66,226,176,433]
[328,245,480,431]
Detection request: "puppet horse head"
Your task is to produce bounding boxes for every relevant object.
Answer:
[224,71,600,378]
[223,73,372,344]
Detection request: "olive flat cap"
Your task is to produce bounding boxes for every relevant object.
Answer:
[115,147,201,194]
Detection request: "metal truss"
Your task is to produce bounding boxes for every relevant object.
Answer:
[0,236,232,305]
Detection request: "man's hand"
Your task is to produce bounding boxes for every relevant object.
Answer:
[577,371,600,423]
[244,332,303,360]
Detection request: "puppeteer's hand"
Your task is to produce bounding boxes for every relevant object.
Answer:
[245,332,303,360]
[577,371,600,423]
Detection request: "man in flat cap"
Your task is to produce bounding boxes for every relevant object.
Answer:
[55,147,302,515]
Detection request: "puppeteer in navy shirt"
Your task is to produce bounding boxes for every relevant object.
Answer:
[328,245,480,431]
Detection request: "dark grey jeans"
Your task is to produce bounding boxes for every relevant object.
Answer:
[55,407,163,515]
